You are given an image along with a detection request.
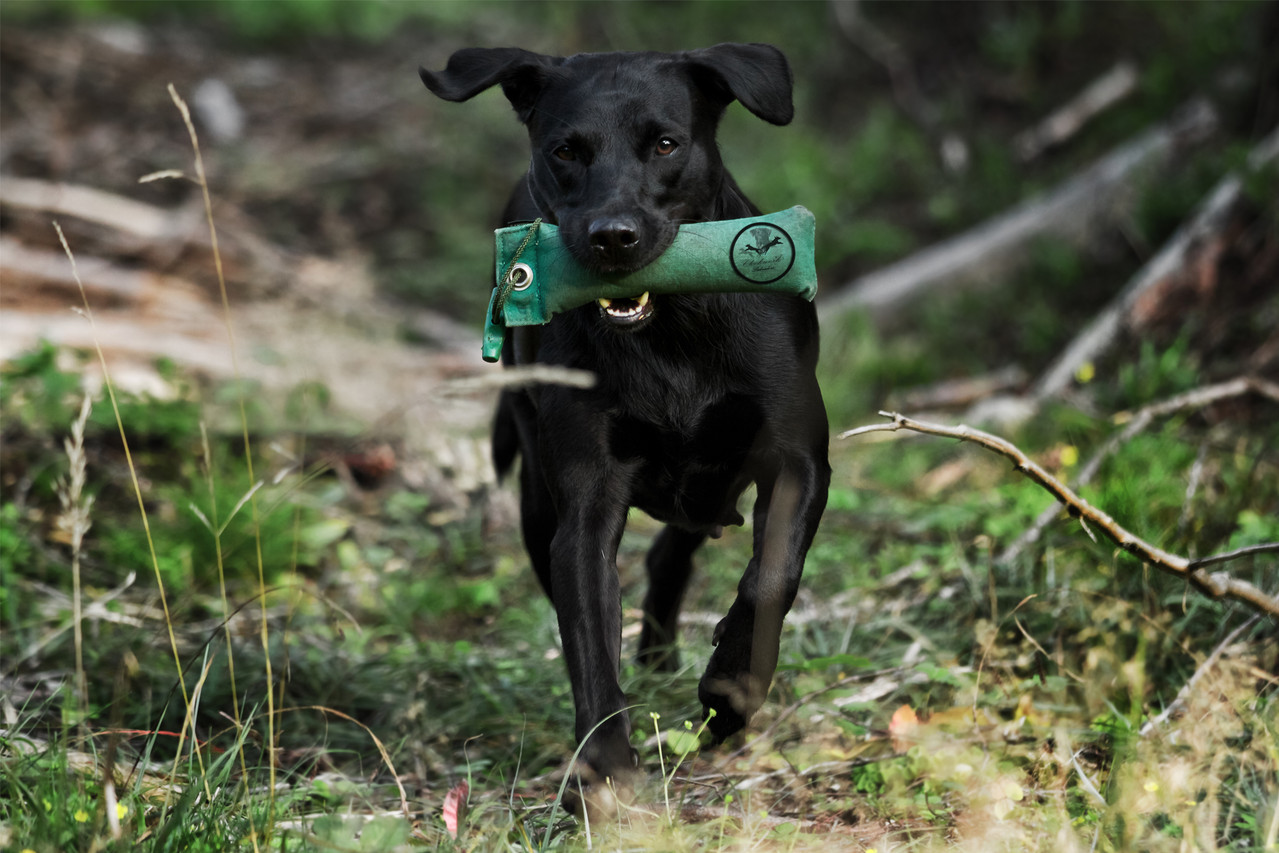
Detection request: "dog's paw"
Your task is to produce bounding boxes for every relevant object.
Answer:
[697,669,765,743]
[560,757,638,823]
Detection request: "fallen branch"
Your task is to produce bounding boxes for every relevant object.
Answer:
[1014,61,1139,162]
[1032,125,1279,400]
[818,99,1218,324]
[996,376,1279,565]
[839,411,1279,617]
[886,365,1028,412]
[0,175,205,246]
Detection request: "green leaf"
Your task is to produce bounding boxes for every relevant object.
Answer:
[357,816,412,851]
[666,729,701,756]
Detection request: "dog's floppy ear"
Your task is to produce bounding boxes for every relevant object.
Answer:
[420,47,557,121]
[683,43,794,126]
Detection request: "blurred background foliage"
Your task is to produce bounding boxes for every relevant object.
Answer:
[2,2,1277,849]
[3,0,1272,316]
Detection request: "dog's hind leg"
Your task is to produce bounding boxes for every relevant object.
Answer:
[637,525,707,672]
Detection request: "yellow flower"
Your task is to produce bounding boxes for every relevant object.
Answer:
[1144,780,1159,793]
[1060,445,1079,467]
[1075,362,1095,384]
[74,808,90,822]
[116,802,129,819]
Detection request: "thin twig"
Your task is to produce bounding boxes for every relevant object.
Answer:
[1177,439,1210,538]
[1190,543,1279,570]
[436,365,596,396]
[839,411,1279,617]
[1070,749,1108,807]
[1139,615,1259,736]
[996,376,1279,566]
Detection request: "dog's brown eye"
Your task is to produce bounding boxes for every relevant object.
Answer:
[655,137,678,156]
[554,145,577,162]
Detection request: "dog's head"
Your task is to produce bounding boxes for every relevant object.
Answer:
[421,44,792,328]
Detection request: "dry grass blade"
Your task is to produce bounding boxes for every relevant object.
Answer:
[54,393,94,746]
[54,221,208,804]
[277,706,412,820]
[167,82,275,841]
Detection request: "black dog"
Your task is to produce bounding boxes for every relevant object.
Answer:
[420,43,830,794]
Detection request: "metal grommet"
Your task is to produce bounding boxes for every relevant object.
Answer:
[506,262,533,291]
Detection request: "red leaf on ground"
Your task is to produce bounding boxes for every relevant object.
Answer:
[442,780,468,838]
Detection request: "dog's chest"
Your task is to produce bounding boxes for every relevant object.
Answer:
[609,387,764,527]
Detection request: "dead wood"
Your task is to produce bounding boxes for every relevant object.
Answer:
[0,235,189,308]
[1031,126,1279,400]
[0,175,206,246]
[0,174,286,297]
[840,410,1279,618]
[1014,61,1140,161]
[818,99,1218,325]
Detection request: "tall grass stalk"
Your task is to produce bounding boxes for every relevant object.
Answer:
[54,222,209,808]
[54,394,93,746]
[166,82,278,837]
[192,421,259,840]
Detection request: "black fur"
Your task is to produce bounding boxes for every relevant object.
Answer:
[421,43,830,789]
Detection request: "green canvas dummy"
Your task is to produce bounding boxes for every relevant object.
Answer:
[483,206,817,362]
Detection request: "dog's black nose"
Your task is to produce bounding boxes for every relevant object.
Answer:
[588,218,641,257]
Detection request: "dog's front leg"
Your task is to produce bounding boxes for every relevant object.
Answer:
[698,455,830,740]
[543,451,638,788]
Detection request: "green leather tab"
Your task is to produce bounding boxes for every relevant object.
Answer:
[483,206,817,362]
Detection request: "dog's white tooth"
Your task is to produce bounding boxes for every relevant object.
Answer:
[637,292,650,306]
[598,298,613,308]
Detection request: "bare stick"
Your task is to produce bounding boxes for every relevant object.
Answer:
[839,411,1279,617]
[1014,62,1139,161]
[997,376,1279,565]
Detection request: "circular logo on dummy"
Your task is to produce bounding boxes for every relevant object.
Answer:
[730,222,796,285]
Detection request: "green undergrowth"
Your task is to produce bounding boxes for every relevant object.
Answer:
[3,329,1277,850]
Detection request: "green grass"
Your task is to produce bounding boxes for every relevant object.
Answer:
[4,335,1275,850]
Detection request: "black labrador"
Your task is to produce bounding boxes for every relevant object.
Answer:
[420,43,830,794]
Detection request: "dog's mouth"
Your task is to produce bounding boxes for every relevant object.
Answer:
[597,292,655,327]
